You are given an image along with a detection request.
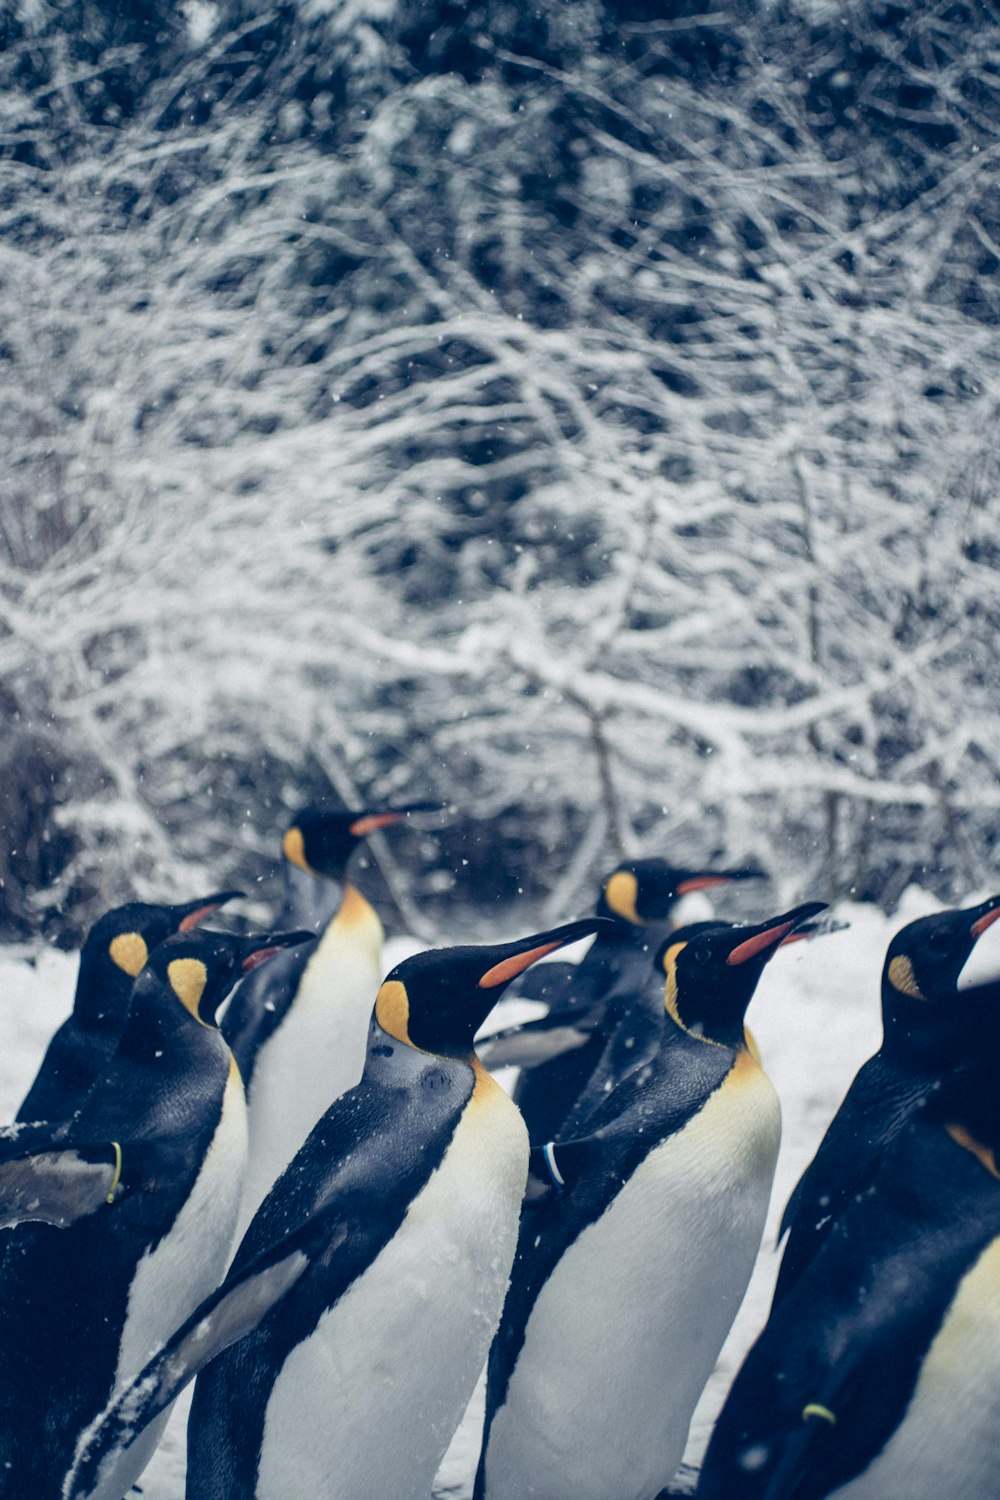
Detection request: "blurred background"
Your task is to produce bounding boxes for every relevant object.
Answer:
[1,0,999,944]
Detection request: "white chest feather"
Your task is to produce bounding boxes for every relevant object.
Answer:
[256,1069,528,1500]
[485,1053,781,1500]
[830,1234,1000,1500]
[116,1063,248,1387]
[239,893,382,1233]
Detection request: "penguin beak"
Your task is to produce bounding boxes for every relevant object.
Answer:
[725,903,827,966]
[240,930,315,972]
[175,891,244,933]
[675,868,768,895]
[348,801,446,838]
[957,896,1000,992]
[970,901,1000,939]
[778,919,820,947]
[477,919,614,990]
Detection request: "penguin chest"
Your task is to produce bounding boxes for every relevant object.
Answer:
[114,1064,248,1388]
[241,924,382,1230]
[487,1054,780,1500]
[830,1233,1000,1500]
[255,1073,529,1500]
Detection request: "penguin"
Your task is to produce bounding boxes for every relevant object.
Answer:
[223,801,436,1231]
[0,926,309,1500]
[503,859,767,1143]
[16,891,239,1124]
[64,918,609,1500]
[556,912,835,1137]
[696,904,1000,1500]
[772,893,1000,1308]
[555,917,746,1136]
[475,903,824,1500]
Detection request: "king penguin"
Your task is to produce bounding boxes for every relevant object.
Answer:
[475,902,824,1500]
[773,892,1000,1307]
[696,898,1000,1500]
[16,891,239,1124]
[557,911,832,1138]
[64,918,609,1500]
[498,858,766,1143]
[0,926,308,1500]
[224,800,435,1232]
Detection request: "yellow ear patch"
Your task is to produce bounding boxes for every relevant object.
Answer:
[282,827,311,874]
[109,932,149,978]
[605,870,641,924]
[167,958,209,1023]
[375,979,414,1047]
[661,942,686,1028]
[888,955,926,1000]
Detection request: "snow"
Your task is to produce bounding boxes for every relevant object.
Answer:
[0,897,941,1497]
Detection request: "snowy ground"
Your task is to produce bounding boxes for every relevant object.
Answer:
[0,890,947,1497]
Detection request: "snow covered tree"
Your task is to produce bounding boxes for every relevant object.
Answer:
[0,0,998,941]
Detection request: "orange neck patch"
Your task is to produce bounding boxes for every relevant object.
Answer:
[947,1122,1000,1179]
[334,881,378,931]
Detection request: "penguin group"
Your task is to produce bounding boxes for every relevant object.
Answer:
[0,799,997,1500]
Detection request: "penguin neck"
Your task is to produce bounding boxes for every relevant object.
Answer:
[366,1016,475,1079]
[940,1057,1000,1166]
[72,949,134,1033]
[879,997,976,1078]
[675,1007,747,1053]
[115,989,222,1075]
[667,975,752,1052]
[324,881,383,962]
[277,861,343,934]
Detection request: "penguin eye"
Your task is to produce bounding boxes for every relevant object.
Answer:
[693,945,713,967]
[927,929,956,956]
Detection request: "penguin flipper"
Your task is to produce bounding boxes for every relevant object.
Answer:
[773,1057,910,1306]
[701,1248,935,1500]
[478,1011,598,1070]
[778,1167,810,1244]
[0,1143,123,1228]
[700,1324,878,1500]
[0,1121,122,1227]
[757,1391,844,1500]
[524,1136,602,1202]
[63,1213,333,1499]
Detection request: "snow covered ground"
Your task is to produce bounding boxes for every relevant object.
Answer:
[0,891,947,1497]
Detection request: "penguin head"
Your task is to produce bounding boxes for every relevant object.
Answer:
[373,918,613,1057]
[133,928,315,1029]
[881,895,1000,1060]
[656,903,826,1048]
[78,892,244,997]
[597,859,767,927]
[281,801,439,881]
